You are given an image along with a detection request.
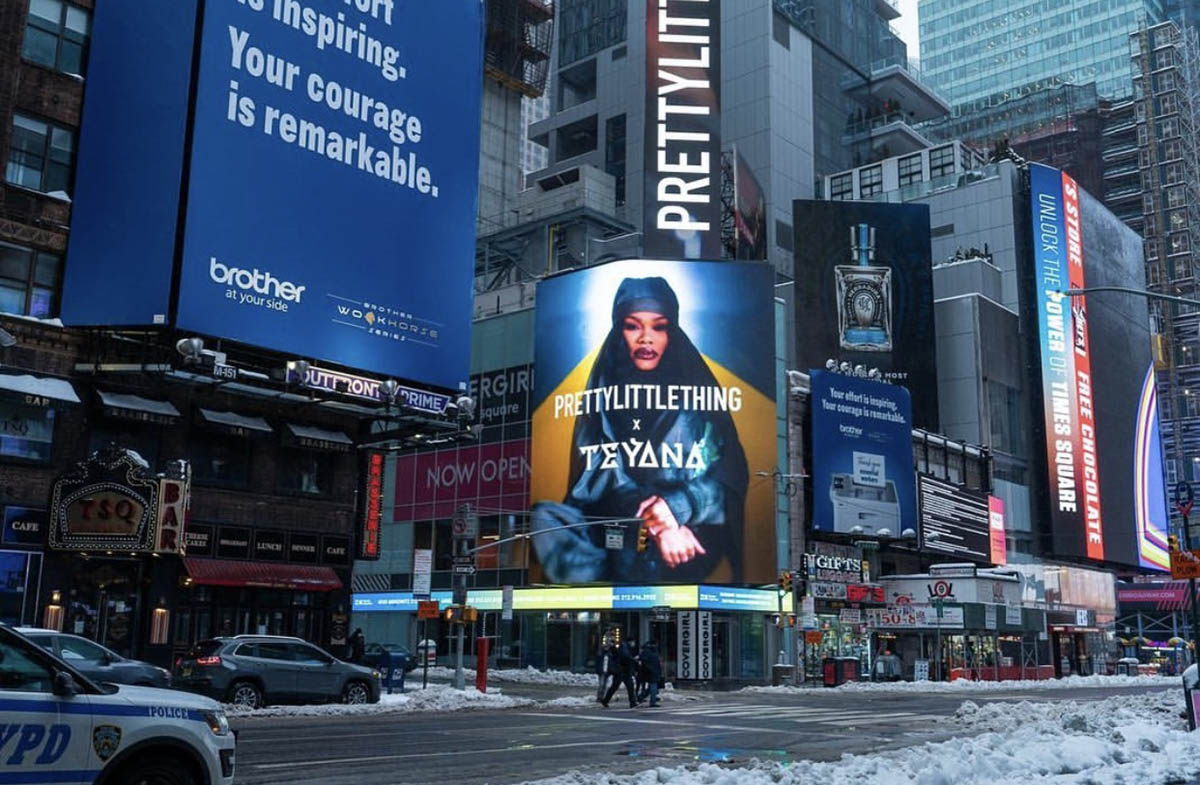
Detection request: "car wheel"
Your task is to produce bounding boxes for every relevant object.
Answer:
[229,680,264,709]
[119,755,196,785]
[342,680,370,705]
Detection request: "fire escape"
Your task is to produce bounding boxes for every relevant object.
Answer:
[484,0,554,99]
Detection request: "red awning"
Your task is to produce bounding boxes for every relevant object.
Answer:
[183,558,343,591]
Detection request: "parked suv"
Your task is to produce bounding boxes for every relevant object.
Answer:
[18,627,172,688]
[174,635,382,709]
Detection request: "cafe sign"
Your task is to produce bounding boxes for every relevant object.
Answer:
[49,447,159,551]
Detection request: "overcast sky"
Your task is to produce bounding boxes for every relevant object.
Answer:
[895,0,920,60]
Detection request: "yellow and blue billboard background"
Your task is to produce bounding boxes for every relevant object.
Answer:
[530,260,777,585]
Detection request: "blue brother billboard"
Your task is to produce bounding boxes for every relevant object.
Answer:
[809,369,916,536]
[64,1,484,390]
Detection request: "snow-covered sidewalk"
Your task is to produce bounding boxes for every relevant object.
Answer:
[743,672,1174,694]
[523,690,1200,785]
[419,665,600,687]
[223,682,598,718]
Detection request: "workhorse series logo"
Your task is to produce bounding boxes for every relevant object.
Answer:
[92,725,121,761]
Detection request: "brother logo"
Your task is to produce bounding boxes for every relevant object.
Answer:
[839,424,863,437]
[210,257,306,302]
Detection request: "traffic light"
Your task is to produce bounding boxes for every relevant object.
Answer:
[771,613,783,628]
[786,614,797,628]
[637,524,649,553]
[1171,533,1181,552]
[463,606,479,623]
[780,570,793,594]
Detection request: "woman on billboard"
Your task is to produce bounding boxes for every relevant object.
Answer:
[531,276,749,583]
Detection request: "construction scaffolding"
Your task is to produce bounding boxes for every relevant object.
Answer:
[1133,21,1200,529]
[484,0,555,99]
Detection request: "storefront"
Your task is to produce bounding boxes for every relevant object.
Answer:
[352,584,776,682]
[798,542,885,679]
[872,567,1050,680]
[42,447,189,665]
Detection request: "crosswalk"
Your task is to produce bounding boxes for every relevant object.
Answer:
[658,702,944,726]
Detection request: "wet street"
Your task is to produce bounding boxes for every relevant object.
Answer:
[230,683,1174,785]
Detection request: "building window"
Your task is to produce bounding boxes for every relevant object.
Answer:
[190,433,251,487]
[898,153,923,186]
[1159,93,1178,116]
[829,173,853,200]
[929,145,956,178]
[6,114,75,195]
[1168,186,1186,208]
[0,400,55,462]
[278,450,333,497]
[0,242,59,318]
[604,114,626,207]
[1161,117,1179,138]
[1169,232,1190,256]
[22,0,90,75]
[858,165,883,197]
[1165,162,1184,185]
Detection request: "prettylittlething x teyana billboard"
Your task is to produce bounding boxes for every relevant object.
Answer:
[64,0,483,390]
[1028,163,1167,570]
[529,260,776,585]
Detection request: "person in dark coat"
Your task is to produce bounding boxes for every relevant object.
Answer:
[348,628,365,664]
[602,639,639,708]
[595,635,612,702]
[637,641,663,706]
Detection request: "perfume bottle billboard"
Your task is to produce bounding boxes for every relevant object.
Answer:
[793,200,937,429]
[836,223,893,351]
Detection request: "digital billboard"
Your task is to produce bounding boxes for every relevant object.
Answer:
[643,0,721,260]
[918,475,991,563]
[1027,163,1168,569]
[809,369,917,537]
[733,149,766,261]
[530,260,776,585]
[793,201,938,429]
[64,1,483,391]
[176,0,483,388]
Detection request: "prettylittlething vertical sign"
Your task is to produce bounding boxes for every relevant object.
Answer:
[644,0,721,260]
[1029,163,1103,561]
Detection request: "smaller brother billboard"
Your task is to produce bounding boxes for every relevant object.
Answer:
[529,259,776,585]
[793,201,938,429]
[809,369,916,537]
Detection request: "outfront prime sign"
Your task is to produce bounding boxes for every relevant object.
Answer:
[643,0,721,260]
[64,1,484,390]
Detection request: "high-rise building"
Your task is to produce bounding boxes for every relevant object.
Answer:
[513,0,948,281]
[1128,22,1200,528]
[919,0,1166,112]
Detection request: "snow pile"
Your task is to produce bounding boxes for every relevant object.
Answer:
[421,665,614,687]
[743,672,1172,695]
[224,684,536,718]
[523,691,1200,785]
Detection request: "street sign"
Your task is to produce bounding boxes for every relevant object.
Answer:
[501,585,514,621]
[453,564,477,576]
[605,528,624,550]
[417,600,440,620]
[212,362,237,380]
[413,548,432,598]
[1172,548,1200,579]
[452,504,479,538]
[804,631,823,645]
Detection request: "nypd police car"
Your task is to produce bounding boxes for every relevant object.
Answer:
[0,625,235,784]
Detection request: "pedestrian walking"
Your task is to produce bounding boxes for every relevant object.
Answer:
[348,628,366,664]
[596,635,612,702]
[630,641,644,700]
[638,641,663,706]
[601,637,639,708]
